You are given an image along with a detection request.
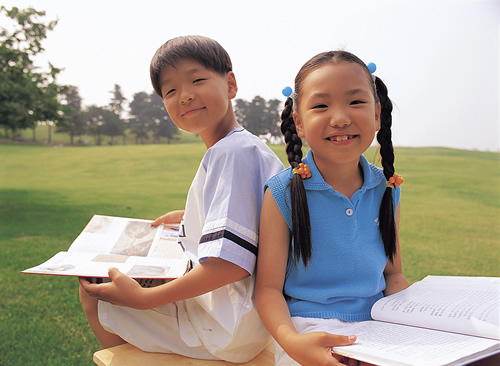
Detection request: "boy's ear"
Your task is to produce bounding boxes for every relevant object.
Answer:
[293,111,305,138]
[226,71,238,99]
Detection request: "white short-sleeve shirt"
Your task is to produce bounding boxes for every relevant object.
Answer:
[180,127,284,274]
[99,127,283,362]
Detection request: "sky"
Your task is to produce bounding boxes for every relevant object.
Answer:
[3,0,499,151]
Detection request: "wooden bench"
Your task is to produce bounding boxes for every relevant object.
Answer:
[94,342,500,366]
[94,342,274,366]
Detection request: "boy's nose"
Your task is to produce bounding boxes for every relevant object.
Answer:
[180,89,194,104]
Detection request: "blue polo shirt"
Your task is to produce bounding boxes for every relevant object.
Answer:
[265,149,400,321]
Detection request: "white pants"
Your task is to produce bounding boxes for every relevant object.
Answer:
[98,277,271,363]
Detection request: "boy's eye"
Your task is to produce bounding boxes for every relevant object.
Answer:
[193,78,206,83]
[164,89,175,97]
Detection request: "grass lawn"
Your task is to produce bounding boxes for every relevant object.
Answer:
[0,143,498,365]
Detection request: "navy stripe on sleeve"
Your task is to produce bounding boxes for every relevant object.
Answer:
[199,230,258,256]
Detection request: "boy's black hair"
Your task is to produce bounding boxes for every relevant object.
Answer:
[281,50,397,267]
[150,35,233,97]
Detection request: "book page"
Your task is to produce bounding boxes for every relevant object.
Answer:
[372,276,500,340]
[68,215,159,256]
[20,251,189,278]
[21,215,189,278]
[333,321,500,366]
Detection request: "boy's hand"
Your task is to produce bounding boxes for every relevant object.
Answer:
[151,210,185,227]
[283,332,367,366]
[79,268,149,309]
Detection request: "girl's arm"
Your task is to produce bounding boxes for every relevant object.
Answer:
[79,257,249,309]
[383,203,410,295]
[255,190,355,366]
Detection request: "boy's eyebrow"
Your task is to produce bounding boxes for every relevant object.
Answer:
[160,66,206,88]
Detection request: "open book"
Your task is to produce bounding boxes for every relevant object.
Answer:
[21,215,190,279]
[333,276,500,366]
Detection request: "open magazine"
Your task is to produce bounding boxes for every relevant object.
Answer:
[333,276,500,366]
[21,215,190,279]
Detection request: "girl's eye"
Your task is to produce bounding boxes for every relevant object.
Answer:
[312,104,327,109]
[350,100,366,105]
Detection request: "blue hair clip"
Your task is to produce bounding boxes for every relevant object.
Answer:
[367,62,377,74]
[282,86,293,98]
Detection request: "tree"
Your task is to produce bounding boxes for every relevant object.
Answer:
[0,6,65,138]
[234,96,282,142]
[56,86,86,144]
[83,106,125,145]
[103,110,126,144]
[109,84,127,118]
[149,93,178,143]
[128,92,151,144]
[129,91,178,144]
[234,98,249,128]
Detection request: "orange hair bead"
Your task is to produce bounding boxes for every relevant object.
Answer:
[386,173,404,188]
[293,163,311,179]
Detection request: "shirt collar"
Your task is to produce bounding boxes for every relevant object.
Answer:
[296,149,384,191]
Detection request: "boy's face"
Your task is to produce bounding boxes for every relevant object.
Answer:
[159,59,238,147]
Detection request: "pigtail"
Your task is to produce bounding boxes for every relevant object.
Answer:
[375,76,397,262]
[281,98,312,267]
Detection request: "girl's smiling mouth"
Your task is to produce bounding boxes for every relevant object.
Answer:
[327,135,357,142]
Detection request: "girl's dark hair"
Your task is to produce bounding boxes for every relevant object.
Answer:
[283,50,397,267]
[150,35,232,97]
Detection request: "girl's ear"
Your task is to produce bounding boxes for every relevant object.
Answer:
[375,102,381,131]
[293,111,305,138]
[226,71,238,99]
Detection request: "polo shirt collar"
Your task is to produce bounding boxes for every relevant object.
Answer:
[297,149,384,191]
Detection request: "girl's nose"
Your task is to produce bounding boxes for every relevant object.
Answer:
[330,109,351,127]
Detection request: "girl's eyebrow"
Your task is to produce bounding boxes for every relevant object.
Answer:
[309,92,330,99]
[309,89,371,98]
[347,88,371,95]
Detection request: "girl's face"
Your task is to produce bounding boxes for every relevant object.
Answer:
[293,61,381,171]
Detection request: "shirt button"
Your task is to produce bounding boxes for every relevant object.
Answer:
[346,208,354,216]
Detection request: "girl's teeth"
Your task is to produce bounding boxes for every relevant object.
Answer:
[334,136,349,141]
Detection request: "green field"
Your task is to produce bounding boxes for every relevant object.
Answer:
[1,143,499,365]
[2,124,203,146]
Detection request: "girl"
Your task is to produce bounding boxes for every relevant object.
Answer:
[255,51,409,366]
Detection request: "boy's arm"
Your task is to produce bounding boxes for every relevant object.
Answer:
[255,190,355,366]
[383,203,410,296]
[79,257,248,310]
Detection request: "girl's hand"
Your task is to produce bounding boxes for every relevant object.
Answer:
[283,331,362,366]
[78,268,149,309]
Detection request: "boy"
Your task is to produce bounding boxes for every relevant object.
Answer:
[79,35,283,362]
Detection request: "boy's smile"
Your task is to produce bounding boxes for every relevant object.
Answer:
[181,107,206,117]
[159,59,239,148]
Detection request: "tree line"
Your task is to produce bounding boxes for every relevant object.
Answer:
[0,6,283,146]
